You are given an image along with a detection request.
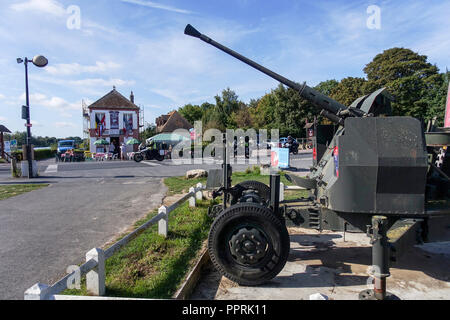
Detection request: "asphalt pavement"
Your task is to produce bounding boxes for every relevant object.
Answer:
[0,152,312,299]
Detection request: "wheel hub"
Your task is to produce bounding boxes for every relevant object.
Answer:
[229,227,268,265]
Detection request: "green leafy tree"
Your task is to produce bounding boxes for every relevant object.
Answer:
[141,123,157,141]
[329,77,368,106]
[425,72,449,126]
[315,79,339,96]
[178,104,203,124]
[214,88,240,128]
[253,93,277,130]
[363,47,442,119]
[231,104,253,129]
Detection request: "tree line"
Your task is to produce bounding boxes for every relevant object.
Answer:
[3,132,83,148]
[176,47,449,138]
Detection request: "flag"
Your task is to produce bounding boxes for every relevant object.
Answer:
[97,114,106,136]
[445,80,450,128]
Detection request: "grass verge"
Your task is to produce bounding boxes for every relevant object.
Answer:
[63,200,213,298]
[0,184,49,200]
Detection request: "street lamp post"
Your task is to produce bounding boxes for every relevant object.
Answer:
[17,55,48,178]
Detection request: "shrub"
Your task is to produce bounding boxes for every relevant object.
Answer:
[12,149,56,162]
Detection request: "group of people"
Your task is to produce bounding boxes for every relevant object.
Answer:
[57,149,75,162]
[108,141,127,160]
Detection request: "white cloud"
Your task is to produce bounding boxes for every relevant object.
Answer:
[0,116,6,121]
[0,93,5,99]
[19,93,81,116]
[54,121,76,128]
[45,61,121,76]
[69,78,135,88]
[121,0,193,14]
[10,0,65,17]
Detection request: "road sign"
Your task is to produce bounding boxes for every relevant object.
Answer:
[10,140,17,149]
[4,141,10,153]
[22,105,29,120]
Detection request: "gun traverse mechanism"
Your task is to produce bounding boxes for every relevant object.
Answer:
[184,24,450,300]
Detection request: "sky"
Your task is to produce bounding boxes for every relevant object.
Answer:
[0,0,449,138]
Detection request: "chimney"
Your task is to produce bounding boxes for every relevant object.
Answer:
[130,91,134,103]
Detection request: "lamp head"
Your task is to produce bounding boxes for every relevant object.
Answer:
[17,58,23,64]
[32,55,48,67]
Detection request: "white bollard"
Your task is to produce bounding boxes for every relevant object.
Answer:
[280,182,285,201]
[196,183,203,200]
[189,187,196,207]
[158,206,168,238]
[24,283,51,300]
[86,248,105,296]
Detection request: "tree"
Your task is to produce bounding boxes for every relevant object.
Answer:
[253,93,277,130]
[329,77,368,106]
[363,47,442,119]
[424,72,449,126]
[231,105,253,129]
[141,123,157,141]
[315,79,339,96]
[178,104,203,124]
[214,88,241,128]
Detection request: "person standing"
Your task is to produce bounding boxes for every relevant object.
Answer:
[109,142,115,153]
[120,142,126,160]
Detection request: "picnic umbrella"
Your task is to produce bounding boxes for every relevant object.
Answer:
[94,138,109,145]
[126,138,140,145]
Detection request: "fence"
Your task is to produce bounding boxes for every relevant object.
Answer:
[24,183,205,300]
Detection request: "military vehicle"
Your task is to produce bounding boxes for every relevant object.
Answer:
[184,24,450,300]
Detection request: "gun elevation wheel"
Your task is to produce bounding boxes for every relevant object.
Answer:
[234,180,270,204]
[208,203,290,286]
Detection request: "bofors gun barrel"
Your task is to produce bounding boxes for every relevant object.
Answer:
[184,24,349,123]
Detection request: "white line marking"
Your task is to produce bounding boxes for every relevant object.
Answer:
[44,164,58,173]
[141,161,162,166]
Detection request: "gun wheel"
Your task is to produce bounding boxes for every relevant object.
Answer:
[208,203,290,286]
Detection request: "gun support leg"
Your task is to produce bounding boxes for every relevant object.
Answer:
[270,174,280,215]
[359,216,399,300]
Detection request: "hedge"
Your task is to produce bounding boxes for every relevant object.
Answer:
[12,149,57,162]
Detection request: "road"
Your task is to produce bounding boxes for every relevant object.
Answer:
[0,152,312,300]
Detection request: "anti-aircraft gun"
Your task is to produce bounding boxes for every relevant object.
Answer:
[184,24,450,300]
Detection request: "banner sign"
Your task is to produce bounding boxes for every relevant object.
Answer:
[271,148,290,169]
[110,111,119,130]
[4,141,10,153]
[123,113,133,135]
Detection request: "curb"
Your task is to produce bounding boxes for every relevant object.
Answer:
[173,246,211,300]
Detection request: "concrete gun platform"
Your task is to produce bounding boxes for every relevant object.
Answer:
[192,227,450,300]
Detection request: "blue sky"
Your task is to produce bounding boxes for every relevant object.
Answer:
[0,0,449,138]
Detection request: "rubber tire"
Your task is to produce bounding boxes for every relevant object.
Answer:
[155,154,164,161]
[208,203,290,286]
[235,180,270,203]
[134,153,143,162]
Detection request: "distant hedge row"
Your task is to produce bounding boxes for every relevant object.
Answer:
[12,149,57,161]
